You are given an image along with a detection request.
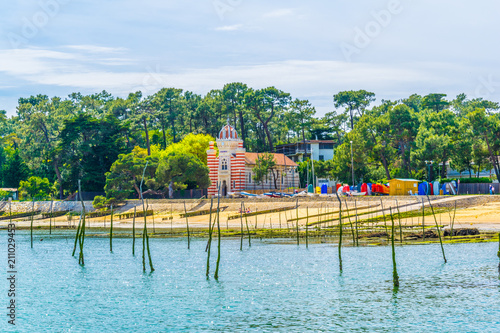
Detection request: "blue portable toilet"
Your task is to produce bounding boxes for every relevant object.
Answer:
[321,184,328,194]
[441,184,448,195]
[418,182,428,195]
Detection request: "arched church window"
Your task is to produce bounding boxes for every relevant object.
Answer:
[221,159,228,170]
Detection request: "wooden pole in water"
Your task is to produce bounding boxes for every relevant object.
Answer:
[335,193,343,272]
[214,182,222,280]
[344,199,356,245]
[243,202,251,247]
[184,201,190,250]
[77,180,86,265]
[306,207,309,249]
[140,162,154,272]
[49,196,53,235]
[354,199,359,246]
[396,199,403,243]
[240,201,244,251]
[450,200,457,240]
[142,222,146,272]
[72,211,83,257]
[421,198,425,241]
[497,233,499,275]
[132,206,136,256]
[206,197,214,277]
[152,206,155,234]
[426,195,447,264]
[30,198,35,248]
[380,199,389,240]
[110,204,113,252]
[295,198,300,246]
[389,207,399,288]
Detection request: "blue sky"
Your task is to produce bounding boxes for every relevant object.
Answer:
[1,0,499,116]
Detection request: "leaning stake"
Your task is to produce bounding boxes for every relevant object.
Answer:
[206,198,214,277]
[335,193,343,272]
[214,183,222,280]
[77,180,86,265]
[389,207,399,288]
[243,202,251,247]
[450,200,457,240]
[140,162,154,272]
[344,199,356,245]
[426,195,447,264]
[184,201,190,250]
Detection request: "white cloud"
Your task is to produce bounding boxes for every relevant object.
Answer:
[63,45,128,54]
[215,24,243,31]
[263,8,295,18]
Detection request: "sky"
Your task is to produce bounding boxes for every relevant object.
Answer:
[0,0,499,116]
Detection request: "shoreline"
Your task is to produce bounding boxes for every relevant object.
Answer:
[2,195,500,247]
[7,224,499,247]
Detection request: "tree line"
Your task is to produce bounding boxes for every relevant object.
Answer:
[0,84,498,199]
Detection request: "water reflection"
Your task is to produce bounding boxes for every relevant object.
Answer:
[4,231,500,332]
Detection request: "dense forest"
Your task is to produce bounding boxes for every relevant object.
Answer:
[0,82,499,199]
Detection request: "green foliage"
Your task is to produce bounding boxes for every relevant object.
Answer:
[92,195,109,209]
[58,113,128,193]
[156,150,210,197]
[2,87,499,194]
[164,133,214,164]
[458,177,492,184]
[3,150,30,188]
[105,146,159,200]
[252,153,277,187]
[333,90,376,129]
[19,176,54,199]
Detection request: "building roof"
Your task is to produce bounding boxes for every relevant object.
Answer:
[275,140,335,147]
[245,152,297,167]
[218,124,239,140]
[389,178,420,182]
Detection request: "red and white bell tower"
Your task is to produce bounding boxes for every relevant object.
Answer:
[207,122,246,196]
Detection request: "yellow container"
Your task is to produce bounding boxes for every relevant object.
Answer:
[388,179,419,196]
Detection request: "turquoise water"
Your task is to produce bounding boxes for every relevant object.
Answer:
[2,231,500,332]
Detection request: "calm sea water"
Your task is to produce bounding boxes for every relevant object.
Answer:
[2,230,500,332]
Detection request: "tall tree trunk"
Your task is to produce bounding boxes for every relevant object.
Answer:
[53,161,63,199]
[349,108,354,130]
[238,109,246,147]
[143,117,151,156]
[263,122,274,152]
[301,119,306,143]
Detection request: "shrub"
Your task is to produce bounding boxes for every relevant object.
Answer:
[92,196,109,210]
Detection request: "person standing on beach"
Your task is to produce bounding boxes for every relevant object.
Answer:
[490,185,493,195]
